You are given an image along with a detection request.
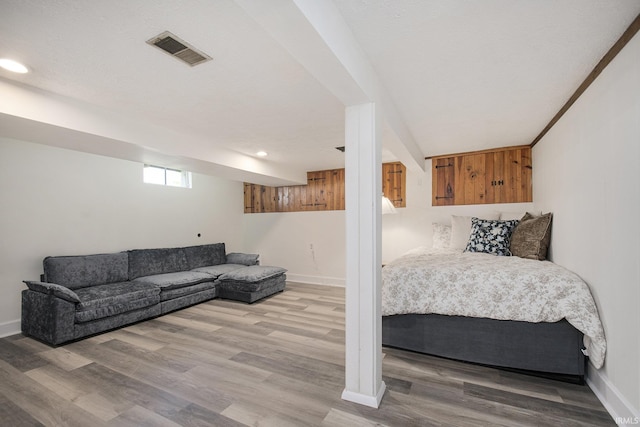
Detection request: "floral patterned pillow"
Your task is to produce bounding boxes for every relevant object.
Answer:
[432,223,451,248]
[465,218,519,256]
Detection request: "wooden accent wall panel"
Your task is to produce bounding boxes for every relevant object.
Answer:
[245,163,401,213]
[382,162,406,208]
[432,146,532,206]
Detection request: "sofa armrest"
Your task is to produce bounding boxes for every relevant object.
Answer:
[225,252,260,266]
[21,289,76,345]
[23,280,80,303]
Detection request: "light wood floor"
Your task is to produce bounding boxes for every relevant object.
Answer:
[1,282,613,426]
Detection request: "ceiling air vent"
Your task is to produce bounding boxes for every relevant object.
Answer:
[146,31,212,67]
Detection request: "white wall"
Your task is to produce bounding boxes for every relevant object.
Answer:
[0,137,245,335]
[533,33,640,419]
[243,210,346,285]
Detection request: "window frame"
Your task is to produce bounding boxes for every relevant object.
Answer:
[143,164,192,188]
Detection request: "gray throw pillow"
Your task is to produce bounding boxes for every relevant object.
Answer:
[225,253,260,266]
[510,212,553,260]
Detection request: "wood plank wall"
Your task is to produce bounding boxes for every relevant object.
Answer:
[432,146,532,206]
[244,162,405,213]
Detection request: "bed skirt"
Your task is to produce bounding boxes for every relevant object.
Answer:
[382,314,586,383]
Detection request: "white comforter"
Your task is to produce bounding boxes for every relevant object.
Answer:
[381,247,606,368]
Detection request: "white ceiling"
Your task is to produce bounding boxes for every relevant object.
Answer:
[335,0,640,157]
[1,0,639,182]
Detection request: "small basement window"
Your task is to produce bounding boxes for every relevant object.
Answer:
[143,165,192,188]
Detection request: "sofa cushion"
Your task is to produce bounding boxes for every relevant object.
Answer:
[218,265,287,283]
[128,248,188,280]
[160,281,217,301]
[75,304,161,335]
[183,243,226,270]
[132,271,214,290]
[161,288,218,314]
[191,263,246,279]
[74,282,160,323]
[43,252,129,290]
[133,271,214,290]
[218,273,286,293]
[75,295,160,323]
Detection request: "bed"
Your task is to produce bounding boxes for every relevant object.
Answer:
[381,216,606,383]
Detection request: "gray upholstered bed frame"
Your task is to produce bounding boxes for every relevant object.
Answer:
[382,314,586,383]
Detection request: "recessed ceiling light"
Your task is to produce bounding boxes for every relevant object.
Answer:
[256,151,268,157]
[0,58,29,74]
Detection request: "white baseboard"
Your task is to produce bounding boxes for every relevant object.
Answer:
[286,274,345,287]
[341,381,386,408]
[0,319,21,338]
[587,363,639,424]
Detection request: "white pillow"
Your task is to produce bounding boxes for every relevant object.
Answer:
[450,213,500,249]
[432,223,451,248]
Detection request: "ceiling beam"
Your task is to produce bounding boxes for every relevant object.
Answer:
[0,78,307,187]
[530,13,640,148]
[235,0,425,172]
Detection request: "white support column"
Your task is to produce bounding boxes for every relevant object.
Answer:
[342,102,386,408]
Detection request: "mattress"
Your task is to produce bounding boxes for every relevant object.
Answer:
[382,247,606,368]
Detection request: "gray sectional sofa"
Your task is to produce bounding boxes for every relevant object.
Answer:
[22,243,286,346]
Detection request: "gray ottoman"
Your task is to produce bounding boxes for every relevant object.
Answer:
[216,265,287,303]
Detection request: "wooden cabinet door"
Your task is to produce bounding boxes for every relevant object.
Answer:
[485,147,532,204]
[326,168,345,210]
[455,153,487,205]
[244,183,277,213]
[432,157,455,206]
[431,145,532,206]
[511,147,532,203]
[306,170,328,211]
[244,183,255,213]
[383,162,406,207]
